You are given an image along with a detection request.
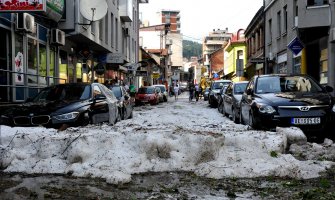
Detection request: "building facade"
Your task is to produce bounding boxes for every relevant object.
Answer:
[264,0,335,93]
[223,29,247,82]
[0,0,146,104]
[245,6,265,79]
[203,29,232,78]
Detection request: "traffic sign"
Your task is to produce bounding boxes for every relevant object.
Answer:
[135,70,148,76]
[288,37,304,56]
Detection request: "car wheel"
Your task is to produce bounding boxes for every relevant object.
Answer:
[121,108,126,120]
[222,104,226,117]
[232,108,239,124]
[249,111,259,129]
[128,109,133,119]
[78,112,90,126]
[114,109,121,124]
[218,101,222,113]
[239,110,244,125]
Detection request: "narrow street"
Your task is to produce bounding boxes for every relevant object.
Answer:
[1,93,335,199]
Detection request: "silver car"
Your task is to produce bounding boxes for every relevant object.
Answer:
[153,85,168,102]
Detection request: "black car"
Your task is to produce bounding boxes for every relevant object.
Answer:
[208,80,232,108]
[221,81,248,123]
[111,85,134,120]
[240,74,335,134]
[217,85,228,113]
[1,83,120,128]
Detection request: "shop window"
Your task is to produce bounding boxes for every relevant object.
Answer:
[307,0,328,6]
[49,47,56,85]
[39,44,47,85]
[28,38,38,84]
[320,48,328,84]
[59,50,68,84]
[38,25,48,42]
[76,63,83,82]
[293,56,301,74]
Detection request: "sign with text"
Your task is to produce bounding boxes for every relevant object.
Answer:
[288,37,304,56]
[0,0,46,12]
[106,53,124,64]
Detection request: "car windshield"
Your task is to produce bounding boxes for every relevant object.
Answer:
[234,83,248,94]
[157,86,166,92]
[32,84,91,102]
[213,82,229,89]
[111,87,122,98]
[256,76,323,94]
[138,87,155,94]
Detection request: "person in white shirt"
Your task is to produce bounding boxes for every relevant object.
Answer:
[173,83,179,100]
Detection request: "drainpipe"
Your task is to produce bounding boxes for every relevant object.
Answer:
[263,0,267,75]
[329,2,335,95]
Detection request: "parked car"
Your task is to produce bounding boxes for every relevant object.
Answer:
[208,80,232,107]
[135,86,160,106]
[1,83,120,128]
[153,84,168,102]
[203,87,210,101]
[217,85,229,113]
[240,74,335,134]
[221,81,248,123]
[111,85,133,120]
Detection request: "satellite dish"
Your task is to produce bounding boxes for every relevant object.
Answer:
[80,0,108,22]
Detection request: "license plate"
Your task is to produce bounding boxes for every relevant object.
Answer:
[291,117,321,125]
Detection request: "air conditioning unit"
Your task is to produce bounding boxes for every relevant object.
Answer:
[331,28,335,43]
[51,29,65,46]
[16,13,35,33]
[294,16,298,27]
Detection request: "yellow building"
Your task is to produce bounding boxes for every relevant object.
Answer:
[224,29,247,82]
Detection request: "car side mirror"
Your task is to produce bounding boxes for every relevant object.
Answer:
[94,94,107,101]
[246,88,253,95]
[324,85,334,93]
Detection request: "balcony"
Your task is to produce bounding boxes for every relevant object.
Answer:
[119,0,133,22]
[298,4,331,28]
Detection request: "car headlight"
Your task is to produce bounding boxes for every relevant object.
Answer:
[53,112,80,121]
[258,104,276,114]
[332,105,335,112]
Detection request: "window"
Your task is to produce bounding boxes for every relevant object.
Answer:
[99,20,103,41]
[277,11,281,38]
[283,6,287,34]
[49,47,56,85]
[115,18,119,50]
[268,19,272,44]
[307,0,328,6]
[105,15,108,44]
[28,38,37,84]
[39,44,47,85]
[111,13,114,48]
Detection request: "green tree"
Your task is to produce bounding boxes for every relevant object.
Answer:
[183,40,202,60]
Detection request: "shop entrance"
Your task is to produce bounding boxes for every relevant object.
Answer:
[0,29,11,103]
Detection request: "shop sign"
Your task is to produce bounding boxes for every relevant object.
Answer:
[135,70,148,77]
[45,0,64,22]
[106,53,124,64]
[152,73,160,79]
[0,0,46,12]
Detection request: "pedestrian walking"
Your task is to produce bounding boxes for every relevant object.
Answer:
[174,83,179,100]
[194,83,200,101]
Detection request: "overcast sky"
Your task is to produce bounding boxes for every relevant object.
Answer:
[139,0,263,42]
